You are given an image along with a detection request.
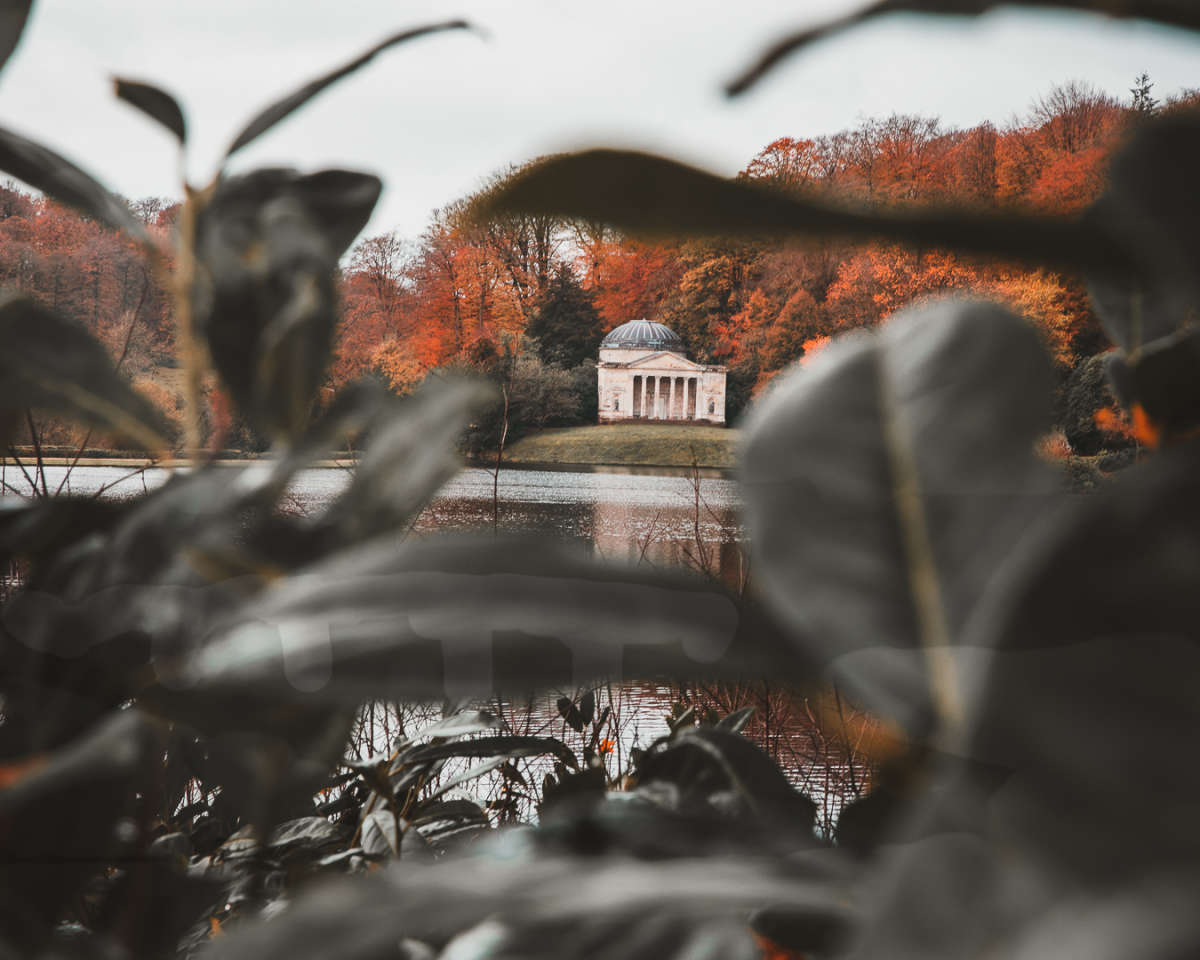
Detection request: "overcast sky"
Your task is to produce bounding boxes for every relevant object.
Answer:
[0,1,1196,239]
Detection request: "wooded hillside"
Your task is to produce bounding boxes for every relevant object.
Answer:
[5,77,1196,450]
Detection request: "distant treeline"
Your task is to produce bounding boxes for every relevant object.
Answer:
[4,78,1196,451]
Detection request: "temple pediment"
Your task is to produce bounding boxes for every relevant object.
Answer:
[622,351,707,372]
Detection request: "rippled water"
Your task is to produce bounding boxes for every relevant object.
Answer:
[2,461,865,830]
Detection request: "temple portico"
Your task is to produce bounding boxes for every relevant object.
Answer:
[596,320,726,424]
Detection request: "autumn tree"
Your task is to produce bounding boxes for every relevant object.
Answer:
[470,164,567,324]
[1030,80,1122,155]
[658,243,751,362]
[587,239,681,330]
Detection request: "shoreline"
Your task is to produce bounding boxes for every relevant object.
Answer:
[1,455,735,479]
[6,424,741,475]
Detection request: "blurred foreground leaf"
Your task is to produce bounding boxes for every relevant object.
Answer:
[225,21,473,158]
[193,168,381,439]
[113,76,187,143]
[0,1,33,81]
[175,536,743,702]
[0,125,147,240]
[741,298,1060,735]
[0,710,160,953]
[0,297,169,451]
[474,149,1127,272]
[726,1,1200,96]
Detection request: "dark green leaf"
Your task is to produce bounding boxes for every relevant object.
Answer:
[192,168,381,439]
[401,735,578,770]
[113,76,186,143]
[360,808,401,857]
[557,696,584,732]
[1105,328,1200,436]
[175,536,743,704]
[667,705,695,733]
[201,855,838,960]
[409,798,488,829]
[715,705,755,734]
[292,168,388,254]
[424,757,508,801]
[315,378,491,544]
[579,689,596,725]
[225,21,473,158]
[1086,112,1200,355]
[741,298,1060,735]
[0,710,160,953]
[0,125,147,239]
[0,2,33,80]
[415,709,504,741]
[642,727,817,842]
[0,297,169,450]
[960,440,1200,878]
[267,816,350,859]
[93,860,222,959]
[474,149,1127,272]
[749,904,853,958]
[726,1,1200,97]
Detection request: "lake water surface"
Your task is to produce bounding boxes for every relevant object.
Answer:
[1,461,866,830]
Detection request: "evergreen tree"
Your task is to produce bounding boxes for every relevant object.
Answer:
[526,264,604,368]
[1130,72,1158,115]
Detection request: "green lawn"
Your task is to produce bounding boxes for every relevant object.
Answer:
[501,423,739,469]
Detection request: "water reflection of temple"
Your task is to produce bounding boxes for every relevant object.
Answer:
[589,492,745,588]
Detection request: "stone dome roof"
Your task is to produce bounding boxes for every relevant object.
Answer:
[600,319,683,351]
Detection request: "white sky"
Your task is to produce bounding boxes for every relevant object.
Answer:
[0,1,1196,239]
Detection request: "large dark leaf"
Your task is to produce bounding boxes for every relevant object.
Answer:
[473,149,1127,272]
[740,298,1060,735]
[314,378,491,545]
[192,168,381,439]
[0,1,33,80]
[1086,113,1200,353]
[224,21,472,158]
[959,439,1200,878]
[714,705,755,734]
[0,297,169,450]
[401,735,577,770]
[1084,114,1200,435]
[173,536,742,704]
[202,855,838,960]
[637,727,816,845]
[113,76,186,143]
[0,125,147,239]
[0,710,160,953]
[91,859,221,960]
[413,709,504,741]
[726,1,1200,96]
[843,443,1200,960]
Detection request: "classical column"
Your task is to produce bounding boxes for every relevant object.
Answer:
[633,375,642,418]
[674,377,683,419]
[660,377,670,418]
[687,378,697,419]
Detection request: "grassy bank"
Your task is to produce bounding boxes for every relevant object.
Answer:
[501,424,739,469]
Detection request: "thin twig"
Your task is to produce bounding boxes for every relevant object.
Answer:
[25,410,48,498]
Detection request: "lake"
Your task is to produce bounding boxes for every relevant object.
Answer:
[1,460,868,832]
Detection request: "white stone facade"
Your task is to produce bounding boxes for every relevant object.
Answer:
[596,328,727,425]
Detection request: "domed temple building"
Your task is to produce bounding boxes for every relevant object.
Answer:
[596,320,727,424]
